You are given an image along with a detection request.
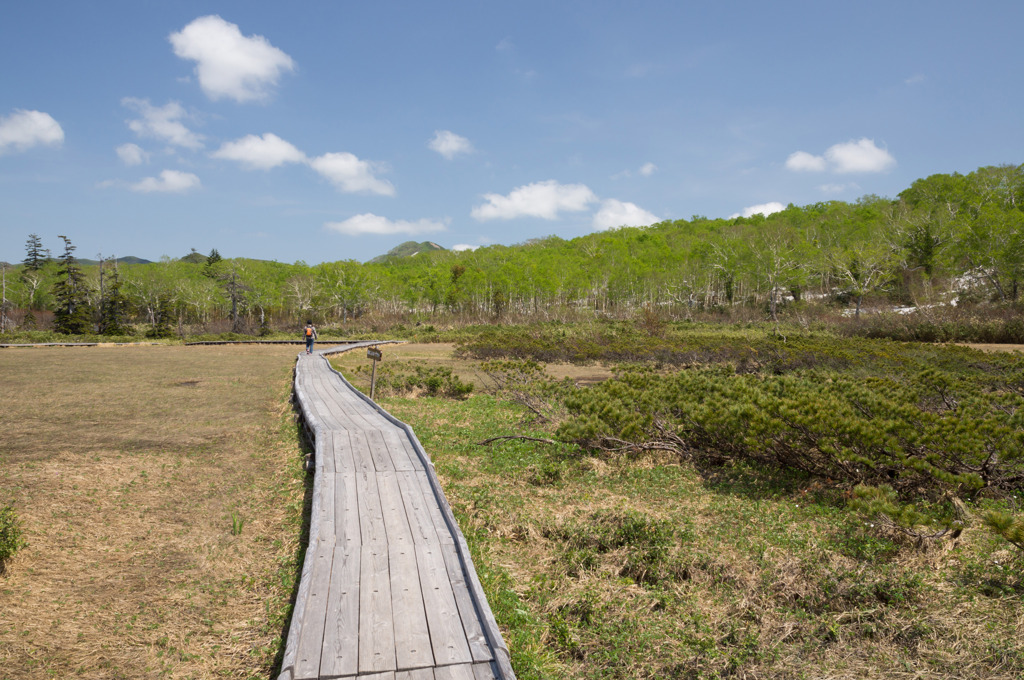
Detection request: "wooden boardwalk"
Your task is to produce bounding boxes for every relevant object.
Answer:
[279,343,515,680]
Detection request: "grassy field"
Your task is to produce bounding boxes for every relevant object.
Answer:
[0,345,308,680]
[1,340,1021,679]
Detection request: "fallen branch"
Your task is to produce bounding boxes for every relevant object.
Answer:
[476,435,559,446]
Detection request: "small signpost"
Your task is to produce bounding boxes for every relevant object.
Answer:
[367,346,383,399]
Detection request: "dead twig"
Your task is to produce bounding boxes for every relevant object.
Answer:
[476,435,559,446]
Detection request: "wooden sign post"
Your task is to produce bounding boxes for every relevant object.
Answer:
[367,346,383,399]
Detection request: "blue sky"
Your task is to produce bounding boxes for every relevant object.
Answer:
[2,1,1022,264]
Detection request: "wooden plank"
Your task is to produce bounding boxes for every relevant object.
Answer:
[350,430,377,474]
[336,472,361,549]
[472,662,499,680]
[359,545,397,674]
[396,669,435,680]
[313,370,381,430]
[416,472,456,545]
[356,469,388,545]
[378,472,414,546]
[319,545,360,678]
[433,664,477,680]
[320,429,336,474]
[319,472,336,538]
[439,542,492,662]
[333,429,356,472]
[366,429,396,472]
[397,471,441,545]
[310,373,351,431]
[381,427,423,472]
[293,540,335,679]
[415,543,473,666]
[389,544,434,670]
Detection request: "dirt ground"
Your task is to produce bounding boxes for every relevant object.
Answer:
[0,345,307,680]
[961,343,1024,353]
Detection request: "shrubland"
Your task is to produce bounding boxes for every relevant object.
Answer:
[334,328,1024,679]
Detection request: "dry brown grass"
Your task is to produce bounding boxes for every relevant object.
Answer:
[329,342,613,394]
[0,345,307,680]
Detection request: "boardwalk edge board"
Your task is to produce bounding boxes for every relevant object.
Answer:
[280,342,515,680]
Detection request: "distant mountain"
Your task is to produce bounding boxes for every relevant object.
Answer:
[180,251,206,264]
[368,241,446,264]
[77,255,153,266]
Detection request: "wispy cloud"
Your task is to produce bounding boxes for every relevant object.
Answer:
[472,180,597,220]
[0,109,64,155]
[818,182,860,194]
[123,98,204,150]
[428,130,474,160]
[130,169,201,193]
[116,143,149,166]
[325,213,447,236]
[169,15,295,103]
[785,150,827,172]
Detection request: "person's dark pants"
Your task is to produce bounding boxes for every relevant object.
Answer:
[306,338,314,353]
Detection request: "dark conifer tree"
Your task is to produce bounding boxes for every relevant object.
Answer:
[22,233,47,272]
[203,248,222,278]
[98,261,130,335]
[52,235,91,334]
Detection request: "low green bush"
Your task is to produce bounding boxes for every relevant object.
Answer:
[0,505,25,571]
[348,361,473,399]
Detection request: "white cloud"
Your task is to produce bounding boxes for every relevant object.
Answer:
[639,162,658,177]
[309,152,395,195]
[212,133,306,170]
[905,74,926,85]
[730,202,786,219]
[785,150,827,172]
[825,138,896,173]
[428,130,474,159]
[818,182,859,194]
[452,244,479,252]
[592,199,660,230]
[471,180,597,220]
[131,169,201,193]
[169,15,295,103]
[786,138,895,174]
[116,143,149,166]
[0,109,64,154]
[325,213,447,236]
[123,98,204,149]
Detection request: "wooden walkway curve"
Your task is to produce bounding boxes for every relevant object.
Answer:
[279,342,515,680]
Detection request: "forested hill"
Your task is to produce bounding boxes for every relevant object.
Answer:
[368,240,446,263]
[7,163,1023,327]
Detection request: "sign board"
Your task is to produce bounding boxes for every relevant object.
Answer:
[366,347,383,361]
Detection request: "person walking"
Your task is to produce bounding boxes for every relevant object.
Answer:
[303,320,317,354]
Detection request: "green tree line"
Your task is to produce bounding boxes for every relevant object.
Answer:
[3,164,1022,335]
